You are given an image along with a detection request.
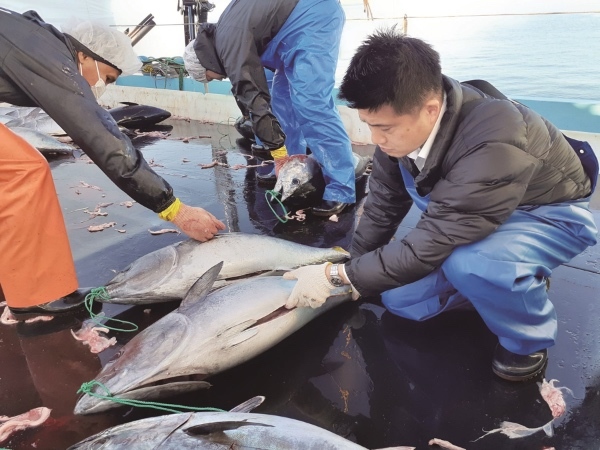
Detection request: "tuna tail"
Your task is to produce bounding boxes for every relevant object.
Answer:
[179,262,223,311]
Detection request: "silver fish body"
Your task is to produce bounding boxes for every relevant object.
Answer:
[0,105,66,135]
[103,232,349,304]
[0,105,40,118]
[8,127,74,154]
[74,264,352,415]
[68,410,367,449]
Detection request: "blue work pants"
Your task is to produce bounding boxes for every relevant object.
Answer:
[261,0,355,204]
[382,163,597,355]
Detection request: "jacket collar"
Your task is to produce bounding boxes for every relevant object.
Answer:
[398,75,479,196]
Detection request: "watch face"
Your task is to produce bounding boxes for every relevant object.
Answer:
[330,276,344,287]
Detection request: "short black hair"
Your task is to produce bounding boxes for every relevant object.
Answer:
[339,27,443,114]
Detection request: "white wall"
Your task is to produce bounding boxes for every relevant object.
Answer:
[101,84,600,153]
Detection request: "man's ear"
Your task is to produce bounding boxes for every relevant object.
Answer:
[77,51,90,65]
[424,97,442,123]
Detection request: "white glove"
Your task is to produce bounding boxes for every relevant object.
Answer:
[283,263,335,309]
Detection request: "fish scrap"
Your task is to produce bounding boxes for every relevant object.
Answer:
[0,407,51,444]
[473,420,554,440]
[472,378,573,442]
[148,228,180,235]
[538,378,572,419]
[71,316,117,354]
[1,304,53,325]
[88,222,117,232]
[428,438,465,450]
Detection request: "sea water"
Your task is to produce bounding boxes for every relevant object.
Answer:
[336,13,600,102]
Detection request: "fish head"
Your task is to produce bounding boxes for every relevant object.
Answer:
[104,243,183,303]
[273,155,325,204]
[68,413,193,449]
[74,313,197,415]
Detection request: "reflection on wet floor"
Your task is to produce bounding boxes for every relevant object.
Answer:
[1,118,599,449]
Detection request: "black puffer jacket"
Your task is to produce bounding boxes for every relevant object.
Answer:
[193,0,299,151]
[345,76,592,296]
[0,9,174,212]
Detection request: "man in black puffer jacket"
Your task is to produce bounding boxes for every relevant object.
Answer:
[283,28,598,381]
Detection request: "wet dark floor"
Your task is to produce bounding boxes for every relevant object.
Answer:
[0,118,599,450]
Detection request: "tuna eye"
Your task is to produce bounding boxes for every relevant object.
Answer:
[291,178,300,186]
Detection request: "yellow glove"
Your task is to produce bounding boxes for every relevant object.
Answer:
[158,198,226,242]
[271,145,290,176]
[270,145,288,160]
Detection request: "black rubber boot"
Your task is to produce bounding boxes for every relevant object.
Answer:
[251,144,273,160]
[492,343,548,381]
[256,167,277,187]
[312,200,349,217]
[9,288,92,321]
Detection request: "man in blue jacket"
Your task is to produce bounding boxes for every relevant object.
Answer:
[283,28,598,381]
[183,0,356,216]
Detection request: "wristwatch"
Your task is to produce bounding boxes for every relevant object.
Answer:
[328,264,346,287]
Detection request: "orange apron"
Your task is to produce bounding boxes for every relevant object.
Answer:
[0,123,77,307]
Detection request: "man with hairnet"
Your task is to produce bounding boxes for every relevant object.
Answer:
[0,8,225,320]
[183,0,356,217]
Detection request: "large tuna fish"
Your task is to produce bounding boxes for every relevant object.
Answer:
[101,232,349,304]
[69,410,382,449]
[107,102,171,128]
[74,263,353,415]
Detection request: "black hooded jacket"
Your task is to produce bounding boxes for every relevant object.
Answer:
[0,8,174,212]
[193,0,299,150]
[345,76,592,296]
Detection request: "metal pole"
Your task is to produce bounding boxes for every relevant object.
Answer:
[130,19,156,46]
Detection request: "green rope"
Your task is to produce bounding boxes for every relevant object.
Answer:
[85,288,138,333]
[265,189,289,223]
[77,381,225,414]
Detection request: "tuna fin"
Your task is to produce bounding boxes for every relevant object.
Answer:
[184,421,274,438]
[180,262,223,311]
[229,396,265,413]
[217,319,259,347]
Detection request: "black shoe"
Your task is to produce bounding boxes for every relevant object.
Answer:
[312,200,349,217]
[251,144,272,160]
[492,343,548,381]
[9,288,91,321]
[256,167,277,187]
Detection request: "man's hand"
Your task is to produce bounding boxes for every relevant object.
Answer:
[283,263,336,309]
[172,202,226,242]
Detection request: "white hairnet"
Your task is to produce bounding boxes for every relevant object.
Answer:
[183,41,207,83]
[62,20,142,76]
